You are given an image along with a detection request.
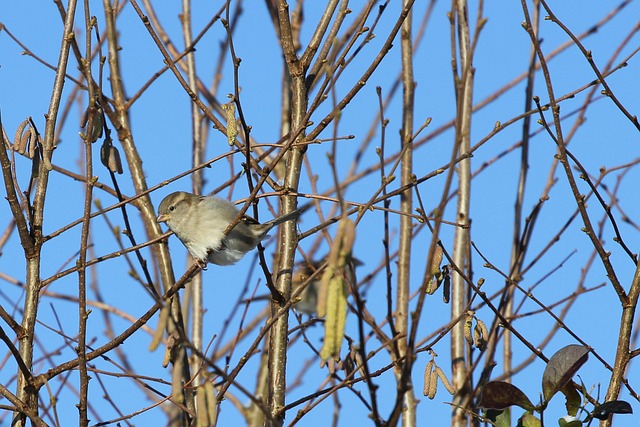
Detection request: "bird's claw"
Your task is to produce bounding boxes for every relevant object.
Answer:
[195,259,208,270]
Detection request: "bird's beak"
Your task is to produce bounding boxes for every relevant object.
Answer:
[157,213,170,223]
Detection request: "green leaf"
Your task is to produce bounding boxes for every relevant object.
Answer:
[479,381,535,412]
[485,409,510,427]
[558,416,582,427]
[560,382,581,416]
[542,345,589,402]
[518,412,541,427]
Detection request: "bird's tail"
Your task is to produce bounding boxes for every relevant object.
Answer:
[267,206,305,227]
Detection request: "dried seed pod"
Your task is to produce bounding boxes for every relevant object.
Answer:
[14,119,30,154]
[321,277,348,357]
[87,111,103,143]
[476,318,488,337]
[473,319,488,351]
[427,365,438,399]
[320,218,356,363]
[425,273,441,295]
[426,247,446,296]
[222,102,237,145]
[423,360,435,398]
[107,145,123,174]
[196,381,217,426]
[19,125,36,157]
[429,245,443,276]
[100,140,123,174]
[81,104,104,143]
[342,350,356,379]
[13,119,41,159]
[442,267,450,304]
[473,324,482,348]
[100,140,110,168]
[434,366,455,395]
[80,106,89,129]
[28,134,42,159]
[203,381,217,424]
[464,314,474,346]
[352,347,366,378]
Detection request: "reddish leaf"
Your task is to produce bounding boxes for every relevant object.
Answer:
[542,345,589,402]
[479,381,535,412]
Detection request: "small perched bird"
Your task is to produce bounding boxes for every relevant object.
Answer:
[292,256,362,315]
[291,261,323,314]
[157,191,301,266]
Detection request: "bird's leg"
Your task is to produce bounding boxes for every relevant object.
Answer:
[195,258,208,270]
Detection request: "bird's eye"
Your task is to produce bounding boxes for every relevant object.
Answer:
[169,206,175,211]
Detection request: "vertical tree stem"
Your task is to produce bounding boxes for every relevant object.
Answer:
[451,1,474,426]
[14,0,78,425]
[398,1,417,425]
[102,0,194,423]
[267,1,307,425]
